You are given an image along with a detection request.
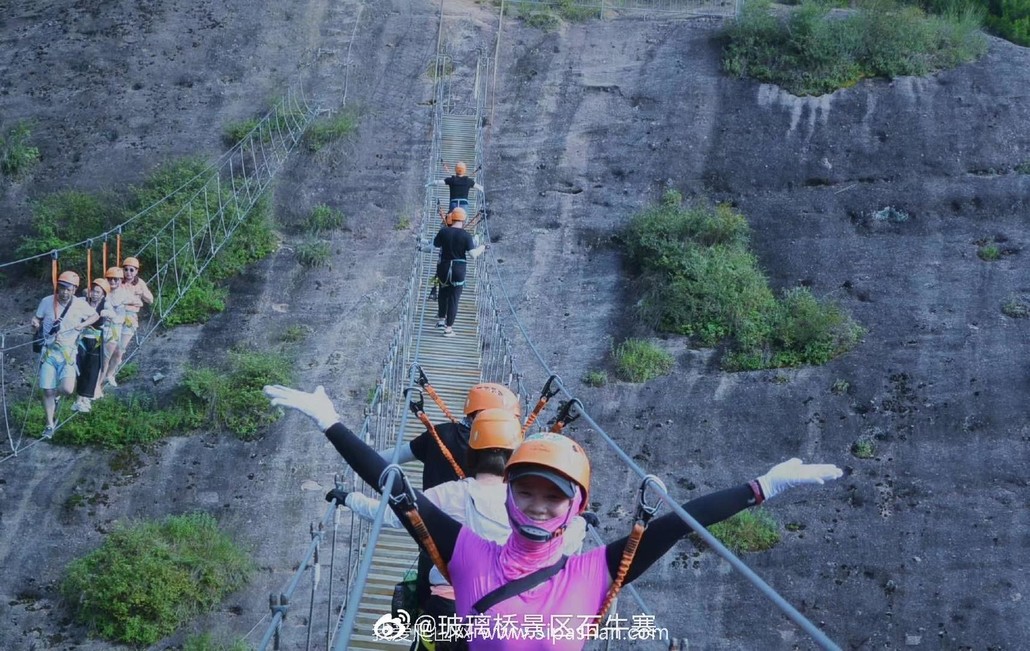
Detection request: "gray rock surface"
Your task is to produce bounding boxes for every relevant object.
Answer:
[0,1,1027,649]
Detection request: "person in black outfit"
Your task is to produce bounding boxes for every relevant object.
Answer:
[264,384,843,650]
[434,161,483,212]
[432,208,485,337]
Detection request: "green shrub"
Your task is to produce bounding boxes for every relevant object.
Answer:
[624,196,863,370]
[15,393,204,447]
[981,0,1030,46]
[977,244,1000,261]
[61,513,253,645]
[706,509,781,553]
[279,324,311,343]
[613,339,675,382]
[306,203,346,234]
[296,238,331,268]
[222,118,261,146]
[305,110,358,152]
[724,0,986,96]
[582,370,609,387]
[117,362,140,382]
[0,121,40,177]
[182,348,293,439]
[851,437,876,459]
[184,633,250,651]
[16,191,120,275]
[1000,295,1029,318]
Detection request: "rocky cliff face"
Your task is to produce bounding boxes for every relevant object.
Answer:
[1,1,1026,649]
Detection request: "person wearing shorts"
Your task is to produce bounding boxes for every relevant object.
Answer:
[118,256,153,366]
[31,271,98,438]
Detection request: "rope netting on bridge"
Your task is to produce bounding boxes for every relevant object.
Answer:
[500,0,739,19]
[251,46,841,651]
[0,88,319,462]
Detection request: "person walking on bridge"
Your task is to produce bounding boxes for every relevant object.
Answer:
[434,161,483,212]
[31,271,98,438]
[336,408,587,650]
[265,383,844,651]
[432,207,486,337]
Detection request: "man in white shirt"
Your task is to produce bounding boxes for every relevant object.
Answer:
[31,271,99,438]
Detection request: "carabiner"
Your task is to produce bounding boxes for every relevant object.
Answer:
[403,387,425,416]
[379,464,417,509]
[540,374,562,400]
[410,363,430,388]
[553,398,583,430]
[636,475,667,524]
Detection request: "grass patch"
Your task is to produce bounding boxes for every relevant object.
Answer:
[582,370,609,387]
[1016,160,1030,174]
[305,110,358,152]
[117,362,141,382]
[612,339,675,383]
[222,118,261,146]
[705,509,781,554]
[184,633,250,651]
[977,244,1000,261]
[724,0,987,96]
[296,238,332,268]
[830,378,850,395]
[624,193,863,370]
[1,120,40,177]
[306,203,346,234]
[15,393,205,447]
[182,347,293,439]
[279,324,311,343]
[1000,294,1029,318]
[851,437,876,459]
[61,513,252,646]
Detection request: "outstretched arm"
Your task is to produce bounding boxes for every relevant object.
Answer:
[265,385,461,560]
[606,459,842,584]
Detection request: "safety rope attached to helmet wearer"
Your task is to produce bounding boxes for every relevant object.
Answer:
[521,374,561,435]
[596,475,666,624]
[379,464,452,584]
[404,388,465,480]
[412,364,458,424]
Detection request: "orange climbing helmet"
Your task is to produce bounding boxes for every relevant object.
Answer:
[504,432,591,511]
[447,207,467,225]
[122,256,141,270]
[91,278,111,295]
[455,161,467,175]
[105,266,124,279]
[464,382,521,418]
[57,270,80,288]
[469,408,524,451]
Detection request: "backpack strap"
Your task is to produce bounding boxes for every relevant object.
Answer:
[471,556,568,615]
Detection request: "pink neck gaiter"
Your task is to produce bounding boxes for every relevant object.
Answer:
[499,486,582,581]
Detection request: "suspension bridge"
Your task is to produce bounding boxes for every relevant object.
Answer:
[0,1,843,649]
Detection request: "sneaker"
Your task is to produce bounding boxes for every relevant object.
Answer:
[436,319,446,329]
[106,376,118,388]
[71,398,85,413]
[79,399,92,414]
[428,288,438,300]
[443,328,456,337]
[42,426,54,440]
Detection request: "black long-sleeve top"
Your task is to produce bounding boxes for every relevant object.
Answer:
[325,422,756,583]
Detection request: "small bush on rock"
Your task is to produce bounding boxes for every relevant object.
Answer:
[61,513,252,646]
[704,510,781,553]
[0,121,40,177]
[613,339,675,382]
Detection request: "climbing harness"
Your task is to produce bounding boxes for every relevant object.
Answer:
[597,475,666,623]
[521,374,561,435]
[404,388,465,480]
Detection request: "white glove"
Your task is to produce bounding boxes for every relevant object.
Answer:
[264,384,340,432]
[756,458,843,501]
